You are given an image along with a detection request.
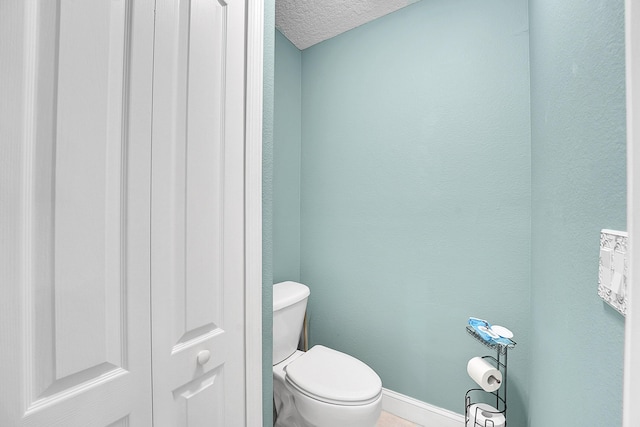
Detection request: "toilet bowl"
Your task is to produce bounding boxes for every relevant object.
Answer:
[272,281,382,427]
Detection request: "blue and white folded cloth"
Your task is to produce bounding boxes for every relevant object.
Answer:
[468,317,513,346]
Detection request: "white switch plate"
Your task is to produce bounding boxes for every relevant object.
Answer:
[598,229,628,316]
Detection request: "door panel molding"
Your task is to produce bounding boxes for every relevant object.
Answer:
[151,0,248,425]
[0,0,263,424]
[1,0,155,425]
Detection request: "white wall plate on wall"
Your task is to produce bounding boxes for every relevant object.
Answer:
[599,229,628,316]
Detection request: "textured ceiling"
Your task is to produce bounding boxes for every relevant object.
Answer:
[276,0,422,50]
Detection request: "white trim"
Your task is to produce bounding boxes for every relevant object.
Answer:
[245,0,264,424]
[381,388,464,427]
[624,0,640,425]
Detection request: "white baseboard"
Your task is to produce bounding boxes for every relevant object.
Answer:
[381,388,464,427]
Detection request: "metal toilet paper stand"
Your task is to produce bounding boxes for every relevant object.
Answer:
[464,325,516,427]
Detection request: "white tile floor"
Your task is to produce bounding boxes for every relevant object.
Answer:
[376,411,421,427]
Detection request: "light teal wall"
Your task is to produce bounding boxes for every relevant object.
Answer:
[270,0,628,425]
[299,0,531,423]
[274,30,302,283]
[528,1,626,426]
[263,0,275,424]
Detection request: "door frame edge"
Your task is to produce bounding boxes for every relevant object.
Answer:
[624,0,640,425]
[245,0,264,424]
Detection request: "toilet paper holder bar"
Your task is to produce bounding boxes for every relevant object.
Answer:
[465,374,507,426]
[465,392,506,427]
[465,326,515,426]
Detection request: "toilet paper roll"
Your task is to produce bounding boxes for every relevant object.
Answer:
[467,403,505,427]
[467,357,502,392]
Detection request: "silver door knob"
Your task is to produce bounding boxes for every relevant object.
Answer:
[197,350,211,365]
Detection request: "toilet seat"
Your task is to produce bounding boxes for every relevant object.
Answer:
[285,345,382,406]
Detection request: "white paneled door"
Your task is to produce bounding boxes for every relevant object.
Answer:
[0,0,155,426]
[150,0,247,425]
[1,0,253,425]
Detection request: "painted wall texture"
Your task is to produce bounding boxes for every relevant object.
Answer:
[274,31,302,283]
[271,0,627,425]
[299,0,531,422]
[263,0,275,424]
[529,0,626,426]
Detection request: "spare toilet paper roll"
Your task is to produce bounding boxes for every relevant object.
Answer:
[467,403,505,427]
[467,357,502,392]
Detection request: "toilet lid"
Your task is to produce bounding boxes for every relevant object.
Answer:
[285,345,382,405]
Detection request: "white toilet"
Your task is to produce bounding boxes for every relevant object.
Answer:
[272,281,383,427]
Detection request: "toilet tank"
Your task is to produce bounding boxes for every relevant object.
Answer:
[273,281,310,365]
